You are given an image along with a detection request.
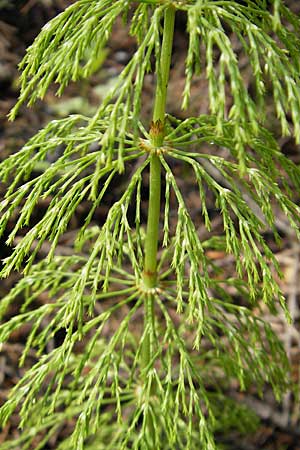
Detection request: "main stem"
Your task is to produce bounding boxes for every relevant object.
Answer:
[143,5,175,289]
[141,6,175,442]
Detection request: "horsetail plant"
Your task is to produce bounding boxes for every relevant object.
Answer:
[1,0,300,448]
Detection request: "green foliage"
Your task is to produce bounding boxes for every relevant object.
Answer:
[1,0,300,449]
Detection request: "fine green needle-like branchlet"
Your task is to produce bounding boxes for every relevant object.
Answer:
[1,1,300,449]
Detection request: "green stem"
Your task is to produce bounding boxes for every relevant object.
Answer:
[141,5,175,445]
[143,5,175,288]
[143,154,162,288]
[152,8,176,124]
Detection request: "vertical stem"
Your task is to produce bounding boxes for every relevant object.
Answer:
[143,5,176,288]
[143,154,162,288]
[141,6,175,444]
[152,6,176,125]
